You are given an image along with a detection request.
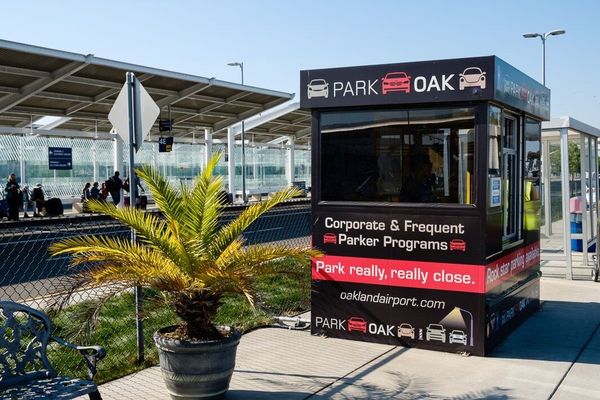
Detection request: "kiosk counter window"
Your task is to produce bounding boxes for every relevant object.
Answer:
[301,56,550,356]
[320,107,475,204]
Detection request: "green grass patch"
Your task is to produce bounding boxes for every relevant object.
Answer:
[47,260,311,384]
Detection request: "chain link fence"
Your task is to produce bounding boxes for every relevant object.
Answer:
[0,199,311,383]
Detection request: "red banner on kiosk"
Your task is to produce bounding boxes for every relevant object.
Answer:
[485,242,540,290]
[312,241,540,294]
[312,255,485,293]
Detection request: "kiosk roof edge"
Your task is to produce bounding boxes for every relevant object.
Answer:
[300,56,550,121]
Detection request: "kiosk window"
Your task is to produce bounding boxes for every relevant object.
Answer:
[320,107,475,204]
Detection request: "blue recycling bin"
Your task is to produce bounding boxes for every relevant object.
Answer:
[570,212,583,251]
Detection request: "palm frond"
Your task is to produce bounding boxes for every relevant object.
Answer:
[135,165,184,225]
[221,244,320,274]
[85,200,192,272]
[181,154,224,249]
[49,235,191,292]
[208,186,302,259]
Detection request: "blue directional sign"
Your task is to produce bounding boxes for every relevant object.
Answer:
[48,147,72,170]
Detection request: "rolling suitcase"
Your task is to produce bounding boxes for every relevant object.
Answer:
[0,199,7,218]
[45,197,64,216]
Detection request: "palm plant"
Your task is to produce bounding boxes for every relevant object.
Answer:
[49,154,319,341]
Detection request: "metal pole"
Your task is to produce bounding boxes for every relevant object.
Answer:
[542,37,546,86]
[127,72,144,363]
[560,128,573,279]
[240,64,247,204]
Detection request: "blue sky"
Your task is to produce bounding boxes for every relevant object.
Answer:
[1,0,599,126]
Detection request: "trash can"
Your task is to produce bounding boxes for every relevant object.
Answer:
[570,211,583,251]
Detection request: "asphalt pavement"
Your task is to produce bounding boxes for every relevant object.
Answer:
[92,277,600,400]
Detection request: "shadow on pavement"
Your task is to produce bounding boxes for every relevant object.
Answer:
[226,390,311,400]
[491,300,600,364]
[309,369,511,399]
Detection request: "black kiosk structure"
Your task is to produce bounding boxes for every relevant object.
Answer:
[301,56,549,356]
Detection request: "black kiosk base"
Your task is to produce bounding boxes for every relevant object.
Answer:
[301,56,549,356]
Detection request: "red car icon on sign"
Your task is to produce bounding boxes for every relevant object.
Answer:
[323,233,337,244]
[348,317,367,333]
[449,239,467,251]
[382,72,411,94]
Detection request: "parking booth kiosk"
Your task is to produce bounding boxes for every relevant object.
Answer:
[301,56,549,356]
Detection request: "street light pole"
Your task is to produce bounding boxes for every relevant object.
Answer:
[523,29,566,86]
[227,61,247,204]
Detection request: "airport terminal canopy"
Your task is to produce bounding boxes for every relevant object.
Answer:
[0,39,293,139]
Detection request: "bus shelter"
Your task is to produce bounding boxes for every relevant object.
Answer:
[540,117,600,279]
[302,56,549,356]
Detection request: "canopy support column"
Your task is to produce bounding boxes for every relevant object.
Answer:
[204,128,213,168]
[286,135,295,187]
[560,127,572,279]
[227,127,235,200]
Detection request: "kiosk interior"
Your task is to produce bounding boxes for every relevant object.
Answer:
[301,56,549,356]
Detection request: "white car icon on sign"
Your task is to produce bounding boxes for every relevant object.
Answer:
[307,79,329,99]
[459,67,486,90]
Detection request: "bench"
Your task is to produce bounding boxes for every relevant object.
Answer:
[0,301,106,399]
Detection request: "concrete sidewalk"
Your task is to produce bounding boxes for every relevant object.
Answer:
[92,277,600,399]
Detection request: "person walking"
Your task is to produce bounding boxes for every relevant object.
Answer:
[107,171,124,205]
[4,173,21,221]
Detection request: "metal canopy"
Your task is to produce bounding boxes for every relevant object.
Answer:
[542,116,600,138]
[0,39,293,140]
[231,102,311,147]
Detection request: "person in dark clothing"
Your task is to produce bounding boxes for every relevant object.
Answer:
[30,183,45,217]
[400,154,437,203]
[4,173,21,221]
[123,173,145,194]
[90,182,100,200]
[81,182,91,202]
[108,171,124,205]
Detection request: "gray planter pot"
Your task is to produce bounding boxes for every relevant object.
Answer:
[153,326,241,400]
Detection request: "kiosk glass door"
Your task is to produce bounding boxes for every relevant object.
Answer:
[502,114,522,243]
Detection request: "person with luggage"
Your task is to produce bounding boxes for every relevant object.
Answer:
[4,173,21,221]
[106,171,124,205]
[31,183,45,217]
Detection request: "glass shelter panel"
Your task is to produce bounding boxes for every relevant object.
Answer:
[524,118,541,233]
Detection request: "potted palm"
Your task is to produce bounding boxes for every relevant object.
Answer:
[49,154,320,400]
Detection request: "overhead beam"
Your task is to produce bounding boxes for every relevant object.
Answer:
[66,73,155,115]
[0,57,93,113]
[213,97,291,133]
[0,64,270,110]
[0,125,113,139]
[156,80,214,108]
